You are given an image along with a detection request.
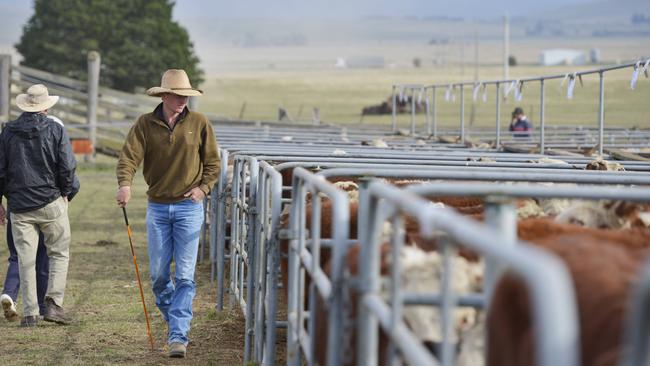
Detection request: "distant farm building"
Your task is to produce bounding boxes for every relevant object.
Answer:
[334,56,385,69]
[539,49,587,66]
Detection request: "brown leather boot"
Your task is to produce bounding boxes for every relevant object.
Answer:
[43,298,71,325]
[20,315,38,327]
[169,342,186,358]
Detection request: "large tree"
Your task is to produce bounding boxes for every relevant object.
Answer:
[16,0,203,92]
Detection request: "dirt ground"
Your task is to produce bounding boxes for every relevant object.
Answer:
[0,158,246,365]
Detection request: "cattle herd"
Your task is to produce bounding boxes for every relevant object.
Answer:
[199,119,650,366]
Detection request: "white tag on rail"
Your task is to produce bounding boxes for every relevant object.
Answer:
[631,62,640,90]
[514,81,523,101]
[472,82,481,102]
[567,74,576,99]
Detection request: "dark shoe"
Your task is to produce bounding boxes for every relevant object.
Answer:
[1,294,19,322]
[43,298,71,325]
[20,315,38,327]
[169,342,186,358]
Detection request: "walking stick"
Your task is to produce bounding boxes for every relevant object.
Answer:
[122,207,155,351]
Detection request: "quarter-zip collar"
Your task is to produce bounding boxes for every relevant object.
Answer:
[152,102,189,131]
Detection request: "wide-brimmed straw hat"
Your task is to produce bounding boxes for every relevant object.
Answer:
[146,69,203,97]
[16,84,59,112]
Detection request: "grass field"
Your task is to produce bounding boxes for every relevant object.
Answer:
[199,63,650,130]
[0,156,245,366]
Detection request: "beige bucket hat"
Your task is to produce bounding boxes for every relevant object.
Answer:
[16,84,59,112]
[146,69,203,97]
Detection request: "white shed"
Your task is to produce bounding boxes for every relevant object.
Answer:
[539,49,587,66]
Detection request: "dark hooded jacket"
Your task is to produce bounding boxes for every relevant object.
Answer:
[0,112,77,213]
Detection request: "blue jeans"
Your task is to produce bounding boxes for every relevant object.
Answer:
[2,214,49,315]
[146,199,204,346]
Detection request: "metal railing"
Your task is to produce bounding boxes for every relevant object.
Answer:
[228,155,259,363]
[356,180,580,366]
[253,161,283,365]
[393,59,650,155]
[622,260,650,366]
[212,148,230,310]
[206,119,650,366]
[286,167,350,366]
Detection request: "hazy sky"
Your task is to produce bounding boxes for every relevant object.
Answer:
[173,0,595,19]
[2,0,597,23]
[1,0,596,52]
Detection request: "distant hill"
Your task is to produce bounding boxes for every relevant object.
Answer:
[534,0,650,22]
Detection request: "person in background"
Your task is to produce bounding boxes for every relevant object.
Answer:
[509,107,533,138]
[1,115,80,323]
[115,69,220,358]
[0,84,76,327]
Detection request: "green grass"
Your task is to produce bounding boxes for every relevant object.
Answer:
[0,156,245,365]
[199,64,650,129]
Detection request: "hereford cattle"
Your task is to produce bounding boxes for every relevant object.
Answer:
[585,158,625,171]
[556,200,637,229]
[279,195,484,298]
[280,192,486,365]
[278,171,650,365]
[488,219,650,366]
[314,244,484,366]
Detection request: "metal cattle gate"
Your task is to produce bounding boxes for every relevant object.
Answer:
[223,157,650,365]
[200,62,649,365]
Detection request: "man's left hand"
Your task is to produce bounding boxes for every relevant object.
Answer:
[184,187,206,203]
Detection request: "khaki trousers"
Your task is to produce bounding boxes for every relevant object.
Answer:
[12,197,70,317]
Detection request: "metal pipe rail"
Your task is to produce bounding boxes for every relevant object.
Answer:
[356,181,579,366]
[242,155,650,172]
[216,134,650,152]
[286,167,350,366]
[213,149,230,310]
[212,120,650,153]
[228,155,259,364]
[405,182,650,202]
[393,59,650,155]
[253,161,283,365]
[219,147,650,167]
[402,182,650,366]
[215,126,650,148]
[211,152,285,366]
[210,139,649,364]
[317,169,650,299]
[246,161,650,365]
[222,151,650,171]
[211,142,650,364]
[622,260,650,366]
[294,164,650,185]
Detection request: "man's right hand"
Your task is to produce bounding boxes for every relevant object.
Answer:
[116,186,131,207]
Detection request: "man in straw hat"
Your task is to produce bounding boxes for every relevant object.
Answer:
[116,69,220,358]
[0,84,77,327]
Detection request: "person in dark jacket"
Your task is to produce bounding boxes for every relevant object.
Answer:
[1,114,80,323]
[0,84,76,327]
[509,107,533,138]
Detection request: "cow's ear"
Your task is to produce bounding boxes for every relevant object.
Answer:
[613,201,638,217]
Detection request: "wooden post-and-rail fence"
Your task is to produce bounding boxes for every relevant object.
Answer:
[0,52,158,161]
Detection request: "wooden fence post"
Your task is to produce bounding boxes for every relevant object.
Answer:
[0,54,11,124]
[86,51,100,163]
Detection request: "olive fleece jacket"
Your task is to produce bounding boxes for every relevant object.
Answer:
[116,104,220,203]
